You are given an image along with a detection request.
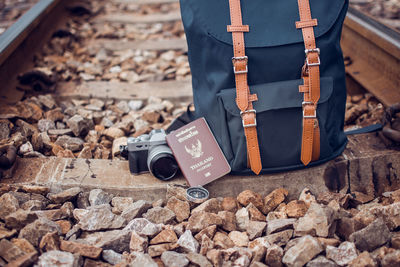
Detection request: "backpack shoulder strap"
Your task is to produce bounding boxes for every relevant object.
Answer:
[227,0,262,174]
[296,0,321,165]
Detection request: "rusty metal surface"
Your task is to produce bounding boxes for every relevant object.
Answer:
[342,8,400,107]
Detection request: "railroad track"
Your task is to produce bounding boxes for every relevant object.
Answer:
[0,0,399,202]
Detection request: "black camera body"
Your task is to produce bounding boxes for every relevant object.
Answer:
[127,129,179,180]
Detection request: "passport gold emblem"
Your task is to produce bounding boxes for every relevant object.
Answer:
[184,139,204,159]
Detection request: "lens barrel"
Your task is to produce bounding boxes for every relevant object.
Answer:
[147,145,178,180]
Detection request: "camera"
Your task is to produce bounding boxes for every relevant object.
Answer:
[126,129,179,180]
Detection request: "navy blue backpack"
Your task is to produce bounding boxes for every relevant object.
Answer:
[180,0,349,174]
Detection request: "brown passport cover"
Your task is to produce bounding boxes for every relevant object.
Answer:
[166,118,231,187]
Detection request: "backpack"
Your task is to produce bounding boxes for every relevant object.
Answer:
[180,0,349,175]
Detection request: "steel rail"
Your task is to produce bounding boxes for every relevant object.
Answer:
[342,7,400,107]
[0,0,61,67]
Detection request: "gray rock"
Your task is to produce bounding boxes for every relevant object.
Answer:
[236,207,250,231]
[130,251,158,267]
[143,207,176,224]
[178,230,199,253]
[54,135,84,152]
[19,141,34,155]
[349,218,391,252]
[19,218,61,247]
[38,119,55,132]
[370,202,400,231]
[38,94,56,110]
[47,187,82,204]
[111,196,134,214]
[247,220,267,240]
[88,189,113,206]
[306,256,338,267]
[129,100,144,111]
[123,218,162,236]
[326,242,358,266]
[0,193,19,220]
[265,244,284,267]
[76,192,90,209]
[21,200,46,211]
[161,251,189,267]
[48,128,73,135]
[282,235,323,267]
[102,249,123,265]
[116,101,130,114]
[267,218,297,235]
[67,115,94,137]
[74,204,126,231]
[36,250,82,267]
[0,120,10,139]
[79,230,130,254]
[294,203,336,237]
[121,199,151,222]
[16,119,36,138]
[265,229,293,247]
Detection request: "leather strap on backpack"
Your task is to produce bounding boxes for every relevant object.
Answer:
[296,0,321,165]
[227,0,262,174]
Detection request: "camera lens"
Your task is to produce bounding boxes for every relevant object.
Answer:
[147,145,179,180]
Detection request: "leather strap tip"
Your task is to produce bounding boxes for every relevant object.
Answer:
[252,167,262,175]
[301,158,311,166]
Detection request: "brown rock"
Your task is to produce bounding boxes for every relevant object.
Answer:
[250,262,269,267]
[166,185,188,202]
[247,203,266,221]
[111,197,134,214]
[266,218,296,235]
[262,188,288,214]
[0,193,20,220]
[166,196,190,222]
[336,217,357,241]
[200,235,214,256]
[299,188,316,208]
[265,245,283,267]
[187,212,223,233]
[83,259,112,267]
[237,190,264,211]
[206,249,223,267]
[5,252,38,267]
[213,232,234,249]
[251,244,268,263]
[21,185,50,195]
[218,211,237,232]
[143,207,176,225]
[286,200,308,218]
[194,225,217,242]
[221,197,240,213]
[5,209,38,230]
[391,232,400,249]
[0,224,17,239]
[173,222,187,237]
[19,218,61,247]
[39,232,60,252]
[186,252,212,267]
[47,187,82,204]
[371,246,395,265]
[306,256,337,267]
[142,111,162,123]
[192,198,222,214]
[130,231,148,252]
[103,127,125,140]
[317,192,350,209]
[265,229,293,247]
[266,211,288,221]
[148,243,178,257]
[56,220,72,235]
[45,108,64,122]
[150,229,178,245]
[348,251,377,267]
[11,238,36,254]
[381,250,400,267]
[0,239,26,262]
[228,231,249,247]
[60,240,103,259]
[351,192,374,206]
[57,149,75,158]
[79,230,131,254]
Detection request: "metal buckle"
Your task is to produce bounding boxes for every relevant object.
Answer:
[302,103,316,118]
[240,109,257,128]
[305,48,320,67]
[232,56,248,74]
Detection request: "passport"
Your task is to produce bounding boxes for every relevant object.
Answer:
[166,117,231,187]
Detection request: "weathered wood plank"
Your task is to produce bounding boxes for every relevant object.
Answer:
[90,38,187,52]
[94,12,181,24]
[56,80,192,102]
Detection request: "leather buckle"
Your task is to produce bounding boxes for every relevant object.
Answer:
[305,48,320,67]
[232,56,248,74]
[240,109,257,128]
[302,102,316,118]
